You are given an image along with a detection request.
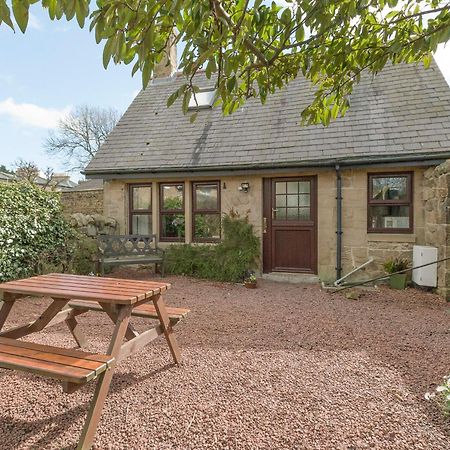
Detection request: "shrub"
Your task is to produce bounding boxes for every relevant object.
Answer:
[383,257,410,274]
[68,233,99,275]
[0,181,75,282]
[165,211,260,282]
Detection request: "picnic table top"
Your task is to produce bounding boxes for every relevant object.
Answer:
[0,273,171,304]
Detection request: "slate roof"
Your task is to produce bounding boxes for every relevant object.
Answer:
[71,179,104,191]
[0,171,16,182]
[85,60,450,176]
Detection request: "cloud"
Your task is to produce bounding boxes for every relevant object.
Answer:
[0,98,71,129]
[28,12,43,31]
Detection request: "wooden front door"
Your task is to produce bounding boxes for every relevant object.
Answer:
[263,177,317,273]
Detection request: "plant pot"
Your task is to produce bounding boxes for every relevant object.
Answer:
[389,273,407,290]
[244,280,257,289]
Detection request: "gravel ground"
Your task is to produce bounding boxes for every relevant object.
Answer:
[0,270,449,449]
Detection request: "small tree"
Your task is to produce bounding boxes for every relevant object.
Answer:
[14,158,39,182]
[45,105,120,171]
[1,1,449,125]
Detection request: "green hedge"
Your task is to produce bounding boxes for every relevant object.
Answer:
[0,182,98,281]
[0,182,75,281]
[164,212,260,282]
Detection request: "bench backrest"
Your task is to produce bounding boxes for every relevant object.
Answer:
[98,235,160,257]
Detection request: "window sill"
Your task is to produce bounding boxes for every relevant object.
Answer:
[367,233,416,243]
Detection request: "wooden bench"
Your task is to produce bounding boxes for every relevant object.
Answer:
[98,234,165,276]
[69,300,190,324]
[0,337,114,385]
[0,274,188,449]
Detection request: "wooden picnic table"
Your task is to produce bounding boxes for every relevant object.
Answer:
[0,273,190,450]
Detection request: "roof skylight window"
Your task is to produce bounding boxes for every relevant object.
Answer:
[188,89,216,110]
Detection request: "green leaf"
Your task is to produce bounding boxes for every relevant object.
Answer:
[12,0,29,33]
[0,0,14,29]
[189,112,198,123]
[182,91,192,114]
[423,53,432,69]
[102,37,115,69]
[167,91,179,107]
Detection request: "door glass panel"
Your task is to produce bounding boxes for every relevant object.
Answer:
[274,180,311,221]
[287,195,299,207]
[299,182,311,194]
[276,182,287,194]
[275,208,287,220]
[299,194,310,207]
[287,181,298,194]
[276,195,286,207]
[287,208,299,219]
[299,208,310,220]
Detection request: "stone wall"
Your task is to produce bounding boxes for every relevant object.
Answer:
[102,166,441,287]
[60,189,104,216]
[69,213,117,237]
[423,161,450,299]
[336,167,427,283]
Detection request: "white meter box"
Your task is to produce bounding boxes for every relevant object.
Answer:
[412,245,438,287]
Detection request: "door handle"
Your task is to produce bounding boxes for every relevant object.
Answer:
[263,217,268,233]
[271,208,278,219]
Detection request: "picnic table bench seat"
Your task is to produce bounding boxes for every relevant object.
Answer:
[98,234,165,276]
[0,273,187,449]
[69,300,190,323]
[0,336,114,384]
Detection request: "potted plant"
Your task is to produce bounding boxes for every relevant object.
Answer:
[243,272,257,289]
[383,257,410,289]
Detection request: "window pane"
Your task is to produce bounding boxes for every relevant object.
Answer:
[194,214,221,240]
[369,206,410,229]
[287,181,298,194]
[161,214,185,239]
[132,214,152,235]
[275,208,287,220]
[282,207,311,220]
[287,208,299,219]
[299,182,310,194]
[195,184,218,210]
[276,195,286,207]
[276,182,286,194]
[299,207,310,220]
[287,195,299,207]
[372,176,408,201]
[132,186,151,210]
[162,184,184,210]
[298,194,310,207]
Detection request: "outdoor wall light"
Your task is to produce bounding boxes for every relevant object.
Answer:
[238,182,250,193]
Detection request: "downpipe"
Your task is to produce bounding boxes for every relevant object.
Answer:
[335,164,343,281]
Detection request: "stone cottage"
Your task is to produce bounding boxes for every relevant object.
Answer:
[84,54,450,295]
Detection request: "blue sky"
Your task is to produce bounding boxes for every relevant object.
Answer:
[0,7,450,180]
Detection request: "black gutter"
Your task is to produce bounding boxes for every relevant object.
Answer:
[335,164,343,281]
[83,152,450,178]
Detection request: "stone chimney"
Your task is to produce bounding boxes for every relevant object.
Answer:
[154,34,177,78]
[52,173,70,184]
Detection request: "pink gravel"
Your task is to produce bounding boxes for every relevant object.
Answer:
[0,271,449,449]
